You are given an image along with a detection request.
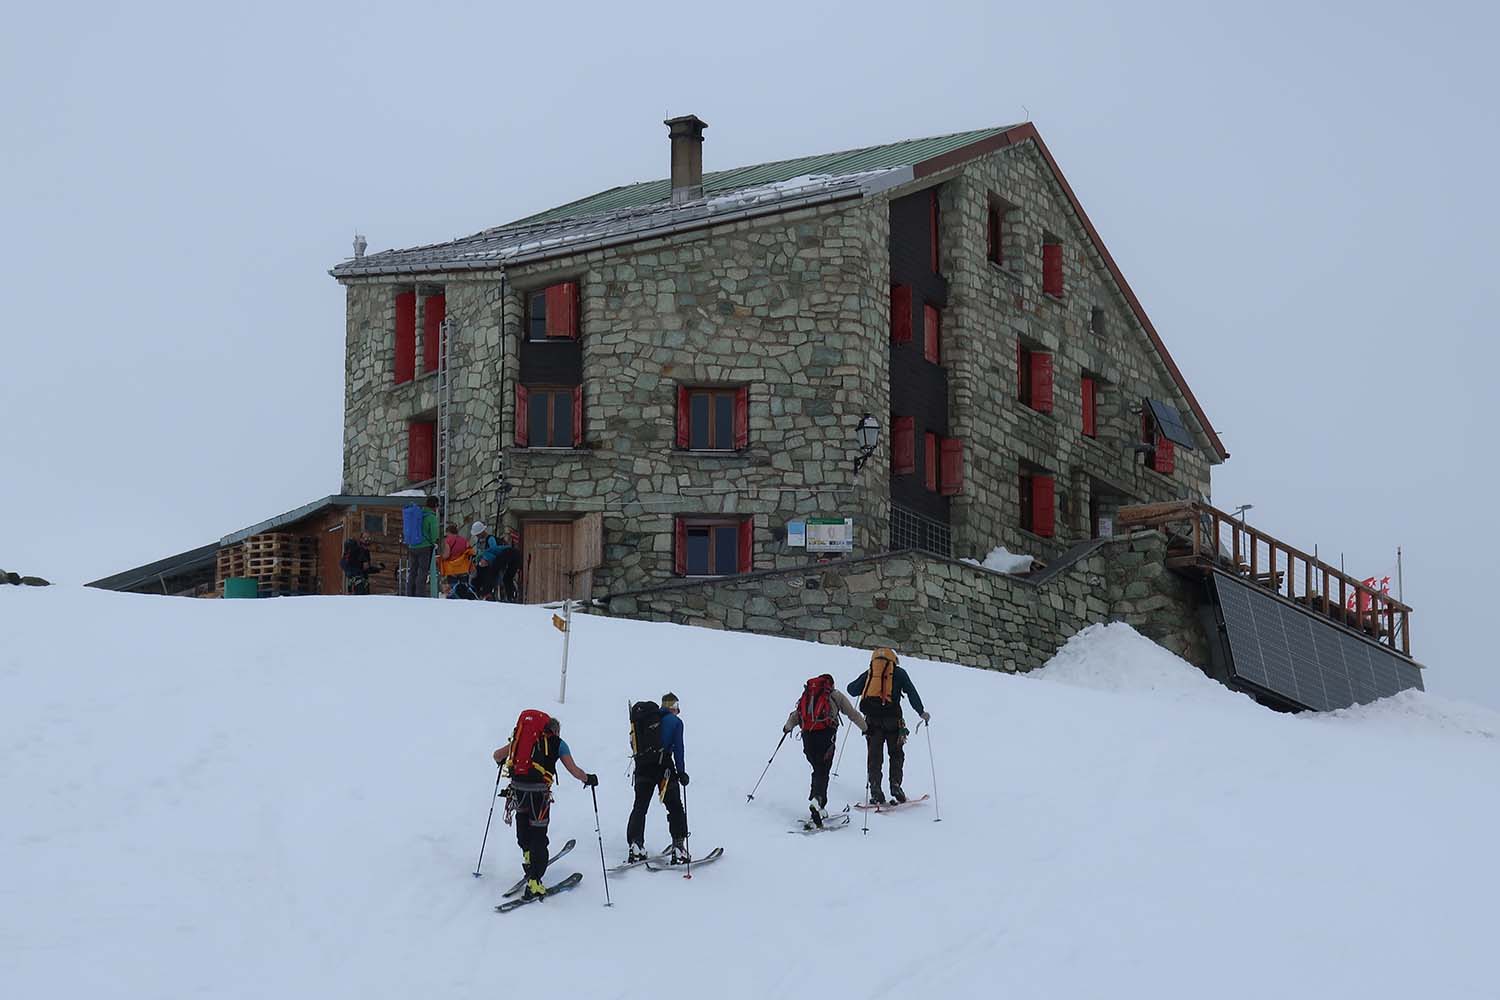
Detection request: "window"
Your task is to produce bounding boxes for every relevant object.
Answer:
[674,518,752,576]
[1042,239,1064,297]
[923,304,941,365]
[408,420,436,483]
[362,513,385,534]
[676,386,748,451]
[891,416,915,475]
[1020,469,1055,537]
[422,293,445,373]
[1082,375,1098,438]
[1142,410,1175,475]
[526,281,580,341]
[1089,306,1106,337]
[516,385,582,448]
[929,189,940,273]
[1017,343,1054,413]
[394,291,416,384]
[890,284,913,344]
[986,199,1015,267]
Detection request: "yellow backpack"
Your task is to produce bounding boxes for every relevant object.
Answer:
[862,649,898,703]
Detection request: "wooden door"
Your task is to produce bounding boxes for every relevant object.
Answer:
[522,521,574,604]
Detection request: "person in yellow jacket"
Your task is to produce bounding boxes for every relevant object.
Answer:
[846,647,929,805]
[437,523,473,596]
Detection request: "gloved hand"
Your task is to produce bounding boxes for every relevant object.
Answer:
[677,772,690,786]
[920,711,931,723]
[583,773,599,787]
[782,724,793,734]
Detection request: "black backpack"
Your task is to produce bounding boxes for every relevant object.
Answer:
[629,701,664,765]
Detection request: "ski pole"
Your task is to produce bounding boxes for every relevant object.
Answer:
[589,785,612,907]
[832,721,851,777]
[681,781,692,880]
[861,780,870,836]
[746,730,789,802]
[472,766,504,877]
[918,720,941,823]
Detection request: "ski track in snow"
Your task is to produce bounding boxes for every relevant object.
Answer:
[2,590,1497,999]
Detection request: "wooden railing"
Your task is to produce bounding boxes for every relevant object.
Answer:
[1117,501,1412,656]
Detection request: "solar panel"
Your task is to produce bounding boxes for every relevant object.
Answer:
[1211,570,1422,711]
[1146,399,1197,451]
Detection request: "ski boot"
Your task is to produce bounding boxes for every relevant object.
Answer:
[868,786,887,806]
[522,877,548,901]
[809,797,828,826]
[667,840,691,865]
[627,843,648,864]
[890,784,907,804]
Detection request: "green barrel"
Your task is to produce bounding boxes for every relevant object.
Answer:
[223,577,260,599]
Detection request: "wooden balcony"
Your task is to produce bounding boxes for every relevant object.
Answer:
[1117,501,1412,657]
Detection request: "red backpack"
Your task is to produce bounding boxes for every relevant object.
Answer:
[506,709,557,783]
[797,675,838,732]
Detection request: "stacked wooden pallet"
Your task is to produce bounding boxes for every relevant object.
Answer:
[242,533,318,596]
[215,534,319,597]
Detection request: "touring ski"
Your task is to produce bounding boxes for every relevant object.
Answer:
[793,811,852,834]
[608,846,673,874]
[644,846,724,872]
[500,839,578,898]
[854,793,931,813]
[494,872,584,912]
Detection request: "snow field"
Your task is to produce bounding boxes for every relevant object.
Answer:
[2,587,1497,999]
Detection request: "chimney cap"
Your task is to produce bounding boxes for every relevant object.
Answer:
[664,114,708,138]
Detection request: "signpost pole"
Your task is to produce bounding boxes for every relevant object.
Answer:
[557,590,573,704]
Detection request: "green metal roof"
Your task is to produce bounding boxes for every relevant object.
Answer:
[511,125,1013,227]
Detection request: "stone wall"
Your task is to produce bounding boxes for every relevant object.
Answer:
[932,140,1217,561]
[593,530,1209,675]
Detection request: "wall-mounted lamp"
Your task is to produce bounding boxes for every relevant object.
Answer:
[853,412,880,474]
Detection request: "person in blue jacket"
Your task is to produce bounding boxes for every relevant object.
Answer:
[846,648,930,805]
[626,693,689,864]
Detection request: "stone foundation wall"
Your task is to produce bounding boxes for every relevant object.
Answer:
[592,530,1208,674]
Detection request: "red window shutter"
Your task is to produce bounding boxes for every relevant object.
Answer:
[890,285,913,344]
[674,518,687,576]
[545,281,579,339]
[1153,435,1176,474]
[408,422,435,482]
[923,432,938,492]
[923,305,940,364]
[1017,343,1026,399]
[738,519,753,573]
[1032,475,1055,537]
[394,291,416,384]
[1042,243,1063,296]
[1081,376,1097,437]
[891,416,915,475]
[733,385,749,450]
[929,190,940,272]
[572,385,584,447]
[939,438,964,496]
[515,385,529,447]
[422,293,445,372]
[1030,352,1054,413]
[675,386,691,448]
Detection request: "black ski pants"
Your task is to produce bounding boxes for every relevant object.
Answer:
[626,762,687,846]
[510,787,551,880]
[802,727,837,807]
[864,713,905,793]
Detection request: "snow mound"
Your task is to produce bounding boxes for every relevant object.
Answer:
[1032,621,1235,702]
[1322,688,1500,740]
[960,544,1035,574]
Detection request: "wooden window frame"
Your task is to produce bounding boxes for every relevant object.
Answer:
[1017,344,1054,413]
[525,281,580,342]
[677,385,748,452]
[522,385,582,449]
[675,517,752,577]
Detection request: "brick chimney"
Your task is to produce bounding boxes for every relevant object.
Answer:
[665,114,708,205]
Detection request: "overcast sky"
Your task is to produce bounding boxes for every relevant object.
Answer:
[3,1,1494,706]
